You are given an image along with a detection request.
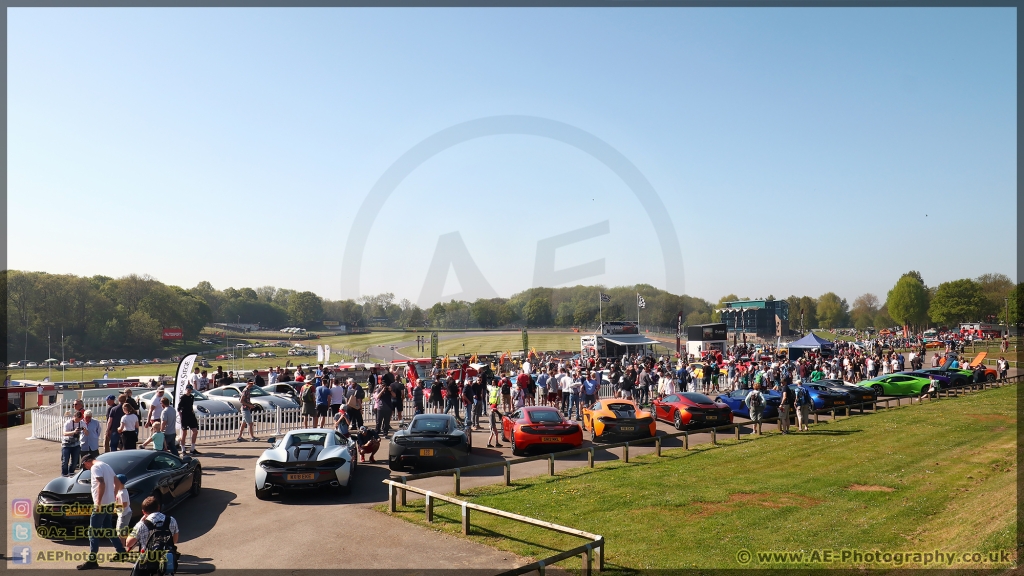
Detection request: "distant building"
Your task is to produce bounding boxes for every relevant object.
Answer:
[717,300,790,338]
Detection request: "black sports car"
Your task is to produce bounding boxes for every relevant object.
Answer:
[34,450,201,539]
[808,379,878,405]
[388,414,472,471]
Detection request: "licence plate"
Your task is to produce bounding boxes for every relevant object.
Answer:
[66,507,92,517]
[287,473,314,481]
[419,449,434,456]
[620,426,634,432]
[706,415,717,420]
[835,401,845,405]
[542,437,560,443]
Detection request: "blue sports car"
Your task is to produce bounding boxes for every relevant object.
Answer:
[715,389,781,419]
[787,384,849,409]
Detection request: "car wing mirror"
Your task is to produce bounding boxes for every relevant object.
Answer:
[267,437,276,446]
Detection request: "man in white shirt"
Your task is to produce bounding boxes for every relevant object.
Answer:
[521,359,532,376]
[147,389,166,427]
[78,454,127,569]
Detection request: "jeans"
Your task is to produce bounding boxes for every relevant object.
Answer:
[583,394,595,409]
[164,433,178,456]
[444,398,457,415]
[108,431,121,452]
[376,405,392,435]
[568,393,580,419]
[61,444,80,476]
[88,510,125,560]
[464,403,473,427]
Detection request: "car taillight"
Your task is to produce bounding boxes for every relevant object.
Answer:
[520,426,534,433]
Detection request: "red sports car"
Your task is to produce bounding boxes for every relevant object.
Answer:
[501,406,583,456]
[651,392,733,430]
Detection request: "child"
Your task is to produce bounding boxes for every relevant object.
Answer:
[486,404,503,448]
[114,474,132,546]
[141,421,165,451]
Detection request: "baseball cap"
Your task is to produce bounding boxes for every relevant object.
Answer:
[106,394,116,401]
[185,384,194,390]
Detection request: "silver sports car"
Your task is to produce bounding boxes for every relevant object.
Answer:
[255,429,357,499]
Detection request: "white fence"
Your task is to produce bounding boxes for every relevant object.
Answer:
[32,402,314,443]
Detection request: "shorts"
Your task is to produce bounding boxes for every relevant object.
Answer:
[242,409,253,425]
[620,390,633,399]
[180,414,199,430]
[429,397,443,409]
[749,407,763,423]
[502,393,511,404]
[301,402,316,417]
[547,391,558,402]
[315,405,328,418]
[116,509,132,535]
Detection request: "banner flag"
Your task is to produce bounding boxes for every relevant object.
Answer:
[324,344,331,363]
[317,345,324,363]
[174,353,198,435]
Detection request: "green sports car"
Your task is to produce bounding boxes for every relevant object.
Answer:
[855,373,933,396]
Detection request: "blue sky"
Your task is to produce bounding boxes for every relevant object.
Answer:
[7,8,1016,305]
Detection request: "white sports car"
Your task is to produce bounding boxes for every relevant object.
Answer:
[255,429,357,499]
[207,383,300,412]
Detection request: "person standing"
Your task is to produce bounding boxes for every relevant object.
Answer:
[374,380,394,436]
[583,371,599,407]
[314,377,331,428]
[388,368,405,424]
[486,402,503,448]
[428,375,443,414]
[794,381,812,432]
[117,403,140,450]
[62,410,84,476]
[299,378,316,428]
[105,395,124,453]
[236,380,258,442]
[413,379,425,416]
[80,410,102,460]
[76,453,127,570]
[997,356,1009,380]
[146,388,166,429]
[159,397,178,455]
[777,384,792,435]
[744,382,766,435]
[329,378,346,418]
[177,385,201,455]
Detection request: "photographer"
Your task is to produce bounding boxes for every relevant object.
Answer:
[62,410,84,476]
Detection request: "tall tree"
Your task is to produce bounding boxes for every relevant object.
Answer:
[976,273,1014,319]
[929,279,985,326]
[850,293,880,331]
[886,274,929,330]
[523,297,553,327]
[816,292,850,328]
[287,291,324,327]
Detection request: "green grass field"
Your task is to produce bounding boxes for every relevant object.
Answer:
[383,385,1017,571]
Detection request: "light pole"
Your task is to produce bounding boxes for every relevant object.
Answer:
[1005,297,1010,339]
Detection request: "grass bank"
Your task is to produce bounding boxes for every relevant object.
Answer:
[382,385,1017,571]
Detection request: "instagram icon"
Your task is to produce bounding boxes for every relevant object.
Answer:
[11,499,33,518]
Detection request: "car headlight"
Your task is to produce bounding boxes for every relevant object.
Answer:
[197,406,210,414]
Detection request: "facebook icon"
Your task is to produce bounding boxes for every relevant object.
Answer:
[12,546,31,565]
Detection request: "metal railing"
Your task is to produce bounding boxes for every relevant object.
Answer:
[384,479,604,576]
[384,373,1020,575]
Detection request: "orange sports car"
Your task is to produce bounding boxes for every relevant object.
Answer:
[581,399,657,442]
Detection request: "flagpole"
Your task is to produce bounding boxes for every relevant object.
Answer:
[599,292,603,327]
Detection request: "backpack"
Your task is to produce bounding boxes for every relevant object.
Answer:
[134,516,177,576]
[500,378,511,395]
[749,391,764,412]
[797,387,811,406]
[301,384,315,404]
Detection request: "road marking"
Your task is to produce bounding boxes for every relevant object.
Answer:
[17,466,41,476]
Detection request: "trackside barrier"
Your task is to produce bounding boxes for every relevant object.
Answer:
[384,479,605,576]
[385,374,1020,575]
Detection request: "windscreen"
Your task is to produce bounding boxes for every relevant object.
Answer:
[527,410,562,424]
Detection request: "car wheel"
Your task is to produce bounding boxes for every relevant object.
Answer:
[190,465,202,497]
[952,378,965,388]
[252,405,264,414]
[987,373,996,382]
[255,483,273,501]
[673,410,684,431]
[590,424,597,442]
[871,385,884,396]
[510,434,520,456]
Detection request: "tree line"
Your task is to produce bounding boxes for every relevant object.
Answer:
[4,269,1019,362]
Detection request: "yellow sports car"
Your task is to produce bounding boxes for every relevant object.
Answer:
[581,399,657,442]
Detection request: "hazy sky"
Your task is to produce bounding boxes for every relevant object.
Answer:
[8,8,1017,305]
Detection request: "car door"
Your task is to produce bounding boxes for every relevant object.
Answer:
[147,453,185,503]
[661,395,679,420]
[583,402,598,429]
[885,375,907,394]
